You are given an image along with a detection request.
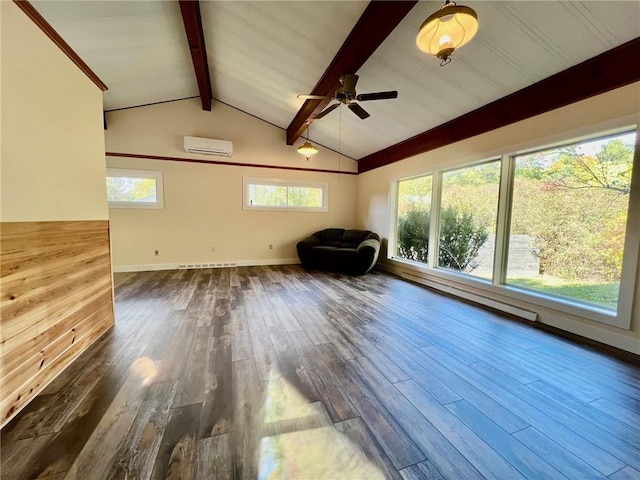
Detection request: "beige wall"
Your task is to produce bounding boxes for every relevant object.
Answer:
[357,83,640,353]
[0,2,108,222]
[105,99,358,269]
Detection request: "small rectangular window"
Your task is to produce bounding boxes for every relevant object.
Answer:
[106,168,164,209]
[243,177,328,212]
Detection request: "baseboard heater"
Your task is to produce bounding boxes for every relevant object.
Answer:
[400,271,538,322]
[179,262,237,269]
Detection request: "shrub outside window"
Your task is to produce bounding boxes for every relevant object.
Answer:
[396,174,432,264]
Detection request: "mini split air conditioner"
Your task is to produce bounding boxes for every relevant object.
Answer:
[183,136,233,157]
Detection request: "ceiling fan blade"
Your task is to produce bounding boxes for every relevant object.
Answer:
[348,102,370,120]
[297,94,334,100]
[341,73,359,93]
[314,103,339,119]
[356,91,398,102]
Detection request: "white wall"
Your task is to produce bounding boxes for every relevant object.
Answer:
[357,83,640,354]
[0,2,107,222]
[105,99,358,269]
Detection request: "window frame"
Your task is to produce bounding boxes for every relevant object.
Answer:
[106,168,164,209]
[435,158,502,277]
[390,125,639,330]
[243,177,328,212]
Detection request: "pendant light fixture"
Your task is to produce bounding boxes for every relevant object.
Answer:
[416,0,478,66]
[297,122,318,161]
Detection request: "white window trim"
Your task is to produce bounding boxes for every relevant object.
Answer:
[107,168,164,209]
[389,124,639,330]
[243,177,328,212]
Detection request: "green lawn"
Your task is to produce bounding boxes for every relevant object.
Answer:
[508,277,619,310]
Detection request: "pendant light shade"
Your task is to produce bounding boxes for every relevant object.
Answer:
[297,124,318,161]
[297,141,318,158]
[417,0,478,65]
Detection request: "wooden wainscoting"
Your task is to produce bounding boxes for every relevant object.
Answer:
[0,220,115,427]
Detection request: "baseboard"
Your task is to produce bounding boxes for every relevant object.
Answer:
[113,258,300,273]
[236,258,300,267]
[113,263,179,273]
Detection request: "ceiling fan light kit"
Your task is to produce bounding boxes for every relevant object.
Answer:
[417,0,479,66]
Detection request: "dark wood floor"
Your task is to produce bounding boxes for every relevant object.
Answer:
[2,265,639,479]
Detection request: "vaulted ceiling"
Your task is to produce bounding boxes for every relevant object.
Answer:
[31,1,640,167]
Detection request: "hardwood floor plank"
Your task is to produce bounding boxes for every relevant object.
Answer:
[284,301,330,345]
[384,335,528,433]
[245,294,281,382]
[471,361,640,471]
[275,345,321,404]
[380,334,461,404]
[334,416,403,480]
[0,432,57,479]
[391,379,526,479]
[399,460,445,480]
[317,344,425,470]
[153,319,196,383]
[173,326,213,408]
[513,427,608,480]
[150,402,202,480]
[212,297,231,338]
[3,266,640,480]
[64,363,152,479]
[230,308,253,361]
[196,433,233,480]
[609,465,640,480]
[105,381,178,480]
[445,399,567,479]
[421,345,627,476]
[287,330,359,423]
[199,335,233,438]
[233,358,265,480]
[590,397,640,429]
[529,380,640,447]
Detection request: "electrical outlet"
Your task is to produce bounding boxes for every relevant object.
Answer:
[154,250,159,256]
[269,244,273,250]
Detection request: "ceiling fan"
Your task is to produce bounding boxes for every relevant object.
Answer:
[297,74,398,120]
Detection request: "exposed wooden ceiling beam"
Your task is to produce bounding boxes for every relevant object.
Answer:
[179,0,212,111]
[286,1,418,146]
[359,37,640,174]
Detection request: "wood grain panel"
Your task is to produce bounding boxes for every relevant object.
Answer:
[0,220,114,428]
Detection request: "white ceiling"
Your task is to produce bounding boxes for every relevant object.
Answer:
[32,1,640,160]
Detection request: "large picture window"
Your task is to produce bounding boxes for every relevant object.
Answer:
[392,126,638,327]
[507,131,636,311]
[243,177,328,212]
[106,168,164,209]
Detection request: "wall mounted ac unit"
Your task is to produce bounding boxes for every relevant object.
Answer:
[183,136,233,157]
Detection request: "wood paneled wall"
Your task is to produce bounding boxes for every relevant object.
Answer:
[1,221,114,427]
